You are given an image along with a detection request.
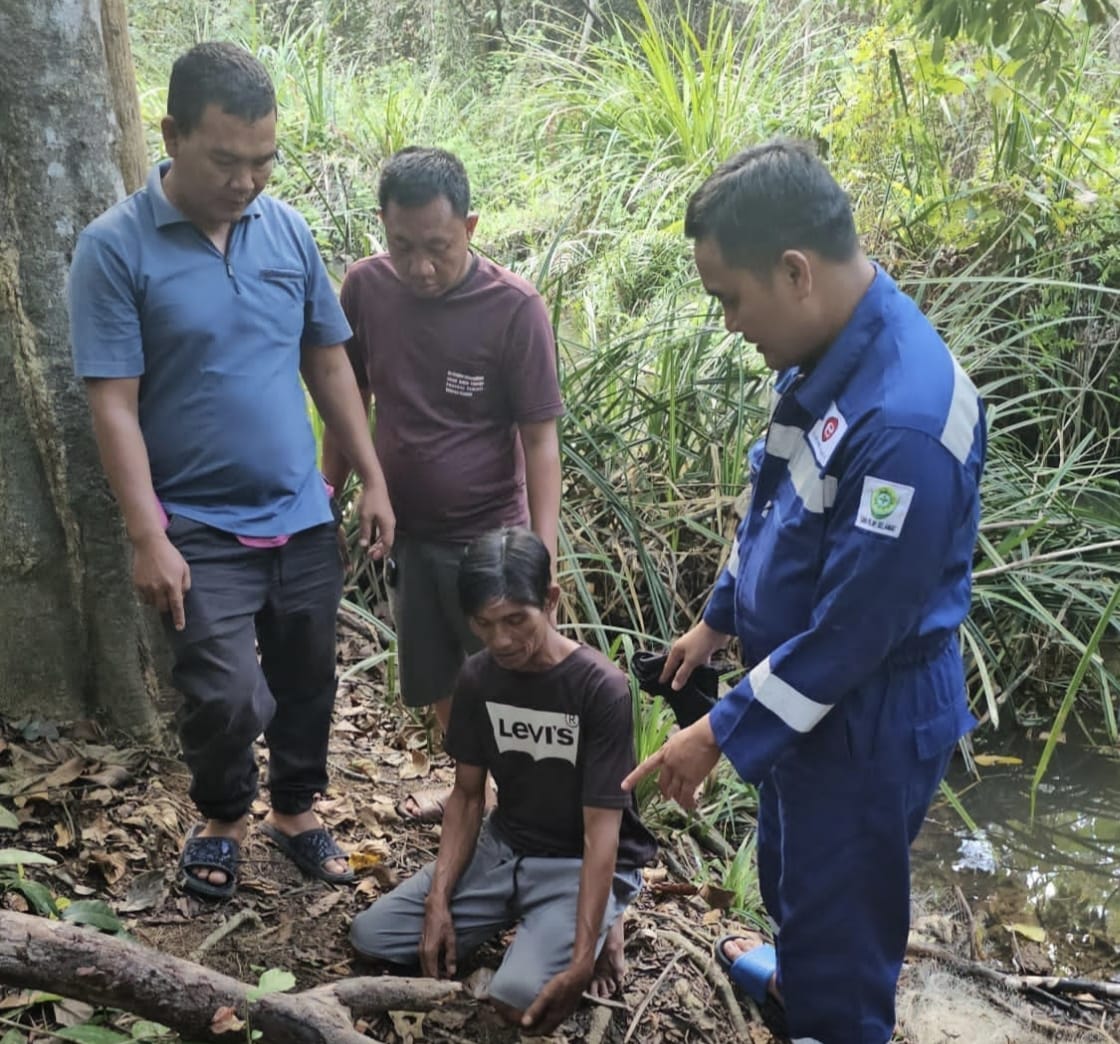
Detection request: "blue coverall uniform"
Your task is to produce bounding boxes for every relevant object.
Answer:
[705,268,986,1044]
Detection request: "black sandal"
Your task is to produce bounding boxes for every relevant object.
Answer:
[178,824,240,901]
[259,822,354,884]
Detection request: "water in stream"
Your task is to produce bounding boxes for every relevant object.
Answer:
[912,738,1120,976]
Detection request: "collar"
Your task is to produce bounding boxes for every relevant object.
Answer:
[146,160,263,229]
[792,263,891,419]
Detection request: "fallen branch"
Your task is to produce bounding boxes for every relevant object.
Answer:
[907,941,1120,1002]
[0,911,461,1044]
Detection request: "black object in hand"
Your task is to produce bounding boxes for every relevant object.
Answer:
[630,650,721,728]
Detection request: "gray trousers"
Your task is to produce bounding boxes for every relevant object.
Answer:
[350,818,642,1011]
[164,515,343,822]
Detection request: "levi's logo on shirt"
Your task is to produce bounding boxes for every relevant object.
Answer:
[486,703,579,764]
[445,370,485,397]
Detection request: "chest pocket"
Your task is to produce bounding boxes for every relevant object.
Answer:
[253,266,306,330]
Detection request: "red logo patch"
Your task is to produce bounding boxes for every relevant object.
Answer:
[821,417,839,442]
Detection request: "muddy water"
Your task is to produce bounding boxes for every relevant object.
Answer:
[911,738,1120,975]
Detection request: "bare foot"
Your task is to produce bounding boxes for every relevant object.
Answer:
[191,816,249,887]
[590,916,627,998]
[264,809,349,878]
[721,932,782,1002]
[397,779,497,824]
[396,787,450,823]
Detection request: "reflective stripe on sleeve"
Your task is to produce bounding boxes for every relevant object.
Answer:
[940,358,980,464]
[766,424,838,514]
[788,450,838,513]
[748,656,831,733]
[766,422,802,459]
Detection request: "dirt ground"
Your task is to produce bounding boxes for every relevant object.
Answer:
[1,618,1117,1043]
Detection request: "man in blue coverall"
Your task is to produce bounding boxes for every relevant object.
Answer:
[624,139,986,1043]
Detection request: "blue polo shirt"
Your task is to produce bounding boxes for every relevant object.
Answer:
[704,268,986,783]
[68,162,352,536]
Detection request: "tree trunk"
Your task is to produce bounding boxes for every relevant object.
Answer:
[0,911,463,1044]
[0,0,161,735]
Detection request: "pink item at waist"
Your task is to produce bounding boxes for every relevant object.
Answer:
[155,482,334,548]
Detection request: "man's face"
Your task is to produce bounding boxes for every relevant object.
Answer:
[381,196,477,298]
[693,237,814,372]
[469,597,553,672]
[162,103,277,229]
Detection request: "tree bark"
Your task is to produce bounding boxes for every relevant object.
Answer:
[100,0,148,195]
[0,911,463,1044]
[0,1,161,734]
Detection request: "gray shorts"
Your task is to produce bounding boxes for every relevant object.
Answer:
[349,818,643,1011]
[388,534,482,708]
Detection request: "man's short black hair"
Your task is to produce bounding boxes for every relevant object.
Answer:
[167,42,276,135]
[379,147,471,217]
[458,527,552,617]
[684,137,858,274]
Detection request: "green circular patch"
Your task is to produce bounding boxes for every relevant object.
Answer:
[870,485,900,520]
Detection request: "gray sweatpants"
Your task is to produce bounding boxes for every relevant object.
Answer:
[350,818,642,1011]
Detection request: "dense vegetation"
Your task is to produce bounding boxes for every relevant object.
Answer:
[128,0,1120,875]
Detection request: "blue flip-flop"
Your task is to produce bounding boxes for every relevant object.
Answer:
[714,933,777,1003]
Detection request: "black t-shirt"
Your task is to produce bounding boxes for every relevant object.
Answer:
[445,645,658,870]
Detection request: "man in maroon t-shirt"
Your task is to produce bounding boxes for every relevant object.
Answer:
[322,148,564,821]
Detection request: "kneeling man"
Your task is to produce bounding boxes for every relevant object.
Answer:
[351,528,657,1034]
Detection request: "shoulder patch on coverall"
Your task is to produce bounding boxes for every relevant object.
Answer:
[855,476,915,538]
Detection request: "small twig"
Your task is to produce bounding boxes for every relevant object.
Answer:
[581,992,629,1011]
[622,953,682,1044]
[658,929,751,1039]
[644,908,719,952]
[189,908,263,961]
[953,884,979,961]
[972,537,1120,578]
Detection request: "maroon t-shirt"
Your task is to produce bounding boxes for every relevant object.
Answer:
[341,253,564,542]
[445,645,659,870]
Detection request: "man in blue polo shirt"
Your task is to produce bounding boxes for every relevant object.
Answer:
[624,139,986,1042]
[68,42,394,900]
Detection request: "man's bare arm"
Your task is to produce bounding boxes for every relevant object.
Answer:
[520,417,561,573]
[302,345,393,554]
[321,382,372,493]
[420,762,487,979]
[84,377,191,629]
